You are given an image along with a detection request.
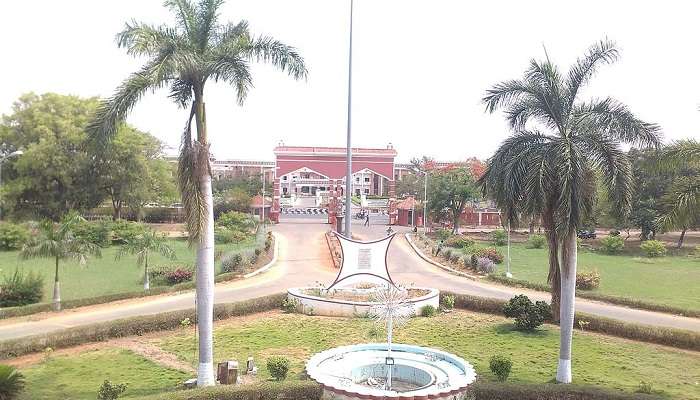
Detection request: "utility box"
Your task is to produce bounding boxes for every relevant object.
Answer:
[217,361,239,385]
[336,215,344,234]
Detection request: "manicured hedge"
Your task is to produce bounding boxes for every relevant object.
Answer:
[443,292,700,352]
[133,381,662,400]
[471,381,662,400]
[0,293,286,359]
[486,274,700,318]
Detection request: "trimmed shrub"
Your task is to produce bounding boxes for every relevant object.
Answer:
[491,229,507,246]
[435,229,452,241]
[73,220,111,247]
[441,248,452,261]
[576,270,600,290]
[640,240,667,257]
[503,295,550,331]
[214,228,250,244]
[489,355,512,382]
[164,268,193,285]
[217,211,256,231]
[111,220,145,244]
[420,304,437,317]
[526,234,546,249]
[0,223,30,251]
[448,251,460,263]
[281,297,298,313]
[445,235,474,248]
[0,270,43,307]
[0,364,24,400]
[266,356,290,381]
[471,381,663,400]
[133,381,323,400]
[599,235,624,254]
[476,257,496,274]
[249,252,259,265]
[97,380,127,400]
[441,294,455,310]
[474,247,504,264]
[461,255,473,269]
[221,253,244,273]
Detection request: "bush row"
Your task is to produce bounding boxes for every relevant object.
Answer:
[0,232,275,320]
[485,275,700,318]
[0,293,286,360]
[133,381,662,400]
[443,292,700,352]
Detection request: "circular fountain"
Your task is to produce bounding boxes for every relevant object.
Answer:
[306,343,476,399]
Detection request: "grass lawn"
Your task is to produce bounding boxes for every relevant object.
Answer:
[0,238,256,302]
[494,243,700,311]
[157,311,700,399]
[19,348,189,399]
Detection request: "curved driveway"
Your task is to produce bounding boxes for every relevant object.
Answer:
[0,221,697,341]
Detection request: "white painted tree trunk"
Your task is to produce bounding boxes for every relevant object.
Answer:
[196,173,216,386]
[556,230,577,383]
[143,256,150,291]
[53,258,61,312]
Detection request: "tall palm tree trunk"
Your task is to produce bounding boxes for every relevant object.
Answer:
[144,253,150,291]
[543,209,560,321]
[194,94,216,387]
[556,229,577,383]
[53,257,61,311]
[677,227,686,249]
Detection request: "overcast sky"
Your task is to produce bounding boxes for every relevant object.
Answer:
[2,0,699,162]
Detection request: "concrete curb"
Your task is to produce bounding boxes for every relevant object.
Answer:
[243,232,279,278]
[404,233,477,281]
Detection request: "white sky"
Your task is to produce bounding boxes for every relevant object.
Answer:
[1,0,699,162]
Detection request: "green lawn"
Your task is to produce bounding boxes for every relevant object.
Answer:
[0,238,256,302]
[493,243,700,311]
[19,348,189,399]
[158,311,700,399]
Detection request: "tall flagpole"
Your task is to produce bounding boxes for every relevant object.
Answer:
[344,0,354,236]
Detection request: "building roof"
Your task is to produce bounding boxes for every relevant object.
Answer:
[274,145,397,157]
[395,196,420,210]
[250,195,272,208]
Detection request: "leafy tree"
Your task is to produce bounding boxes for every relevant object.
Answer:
[117,229,176,291]
[93,126,177,220]
[428,167,479,233]
[395,173,424,198]
[0,93,103,220]
[480,39,659,383]
[87,0,306,386]
[19,212,101,311]
[655,140,700,247]
[214,187,252,218]
[212,172,263,196]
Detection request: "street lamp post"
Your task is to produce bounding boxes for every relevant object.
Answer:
[506,221,512,278]
[343,0,354,237]
[0,150,23,221]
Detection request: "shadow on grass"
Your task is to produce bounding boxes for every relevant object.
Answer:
[492,323,549,338]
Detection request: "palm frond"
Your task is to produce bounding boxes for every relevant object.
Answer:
[164,0,197,42]
[178,104,209,245]
[482,79,534,113]
[565,39,619,110]
[195,0,225,49]
[246,36,308,80]
[117,21,184,57]
[571,98,661,148]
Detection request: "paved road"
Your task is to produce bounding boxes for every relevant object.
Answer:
[0,222,697,341]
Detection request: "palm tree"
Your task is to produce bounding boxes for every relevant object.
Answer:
[480,39,660,383]
[0,364,25,400]
[117,229,176,290]
[20,213,101,311]
[87,0,306,386]
[656,140,700,247]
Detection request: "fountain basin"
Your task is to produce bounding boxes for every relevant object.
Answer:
[287,287,439,317]
[306,343,476,400]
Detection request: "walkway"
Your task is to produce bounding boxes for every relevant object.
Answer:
[0,222,697,341]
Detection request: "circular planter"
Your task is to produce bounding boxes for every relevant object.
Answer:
[287,287,440,317]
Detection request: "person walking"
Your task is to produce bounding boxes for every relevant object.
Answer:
[364,213,370,226]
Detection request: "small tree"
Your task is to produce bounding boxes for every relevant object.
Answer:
[489,355,512,382]
[19,212,101,311]
[117,229,176,291]
[266,356,290,381]
[97,380,127,400]
[428,167,479,234]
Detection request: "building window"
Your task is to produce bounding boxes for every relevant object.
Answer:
[364,177,370,182]
[282,176,288,181]
[364,188,369,194]
[355,177,360,182]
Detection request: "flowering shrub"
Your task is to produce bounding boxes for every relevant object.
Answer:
[476,257,496,274]
[474,247,504,264]
[576,270,601,290]
[165,268,193,285]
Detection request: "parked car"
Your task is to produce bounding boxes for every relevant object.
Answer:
[577,229,597,239]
